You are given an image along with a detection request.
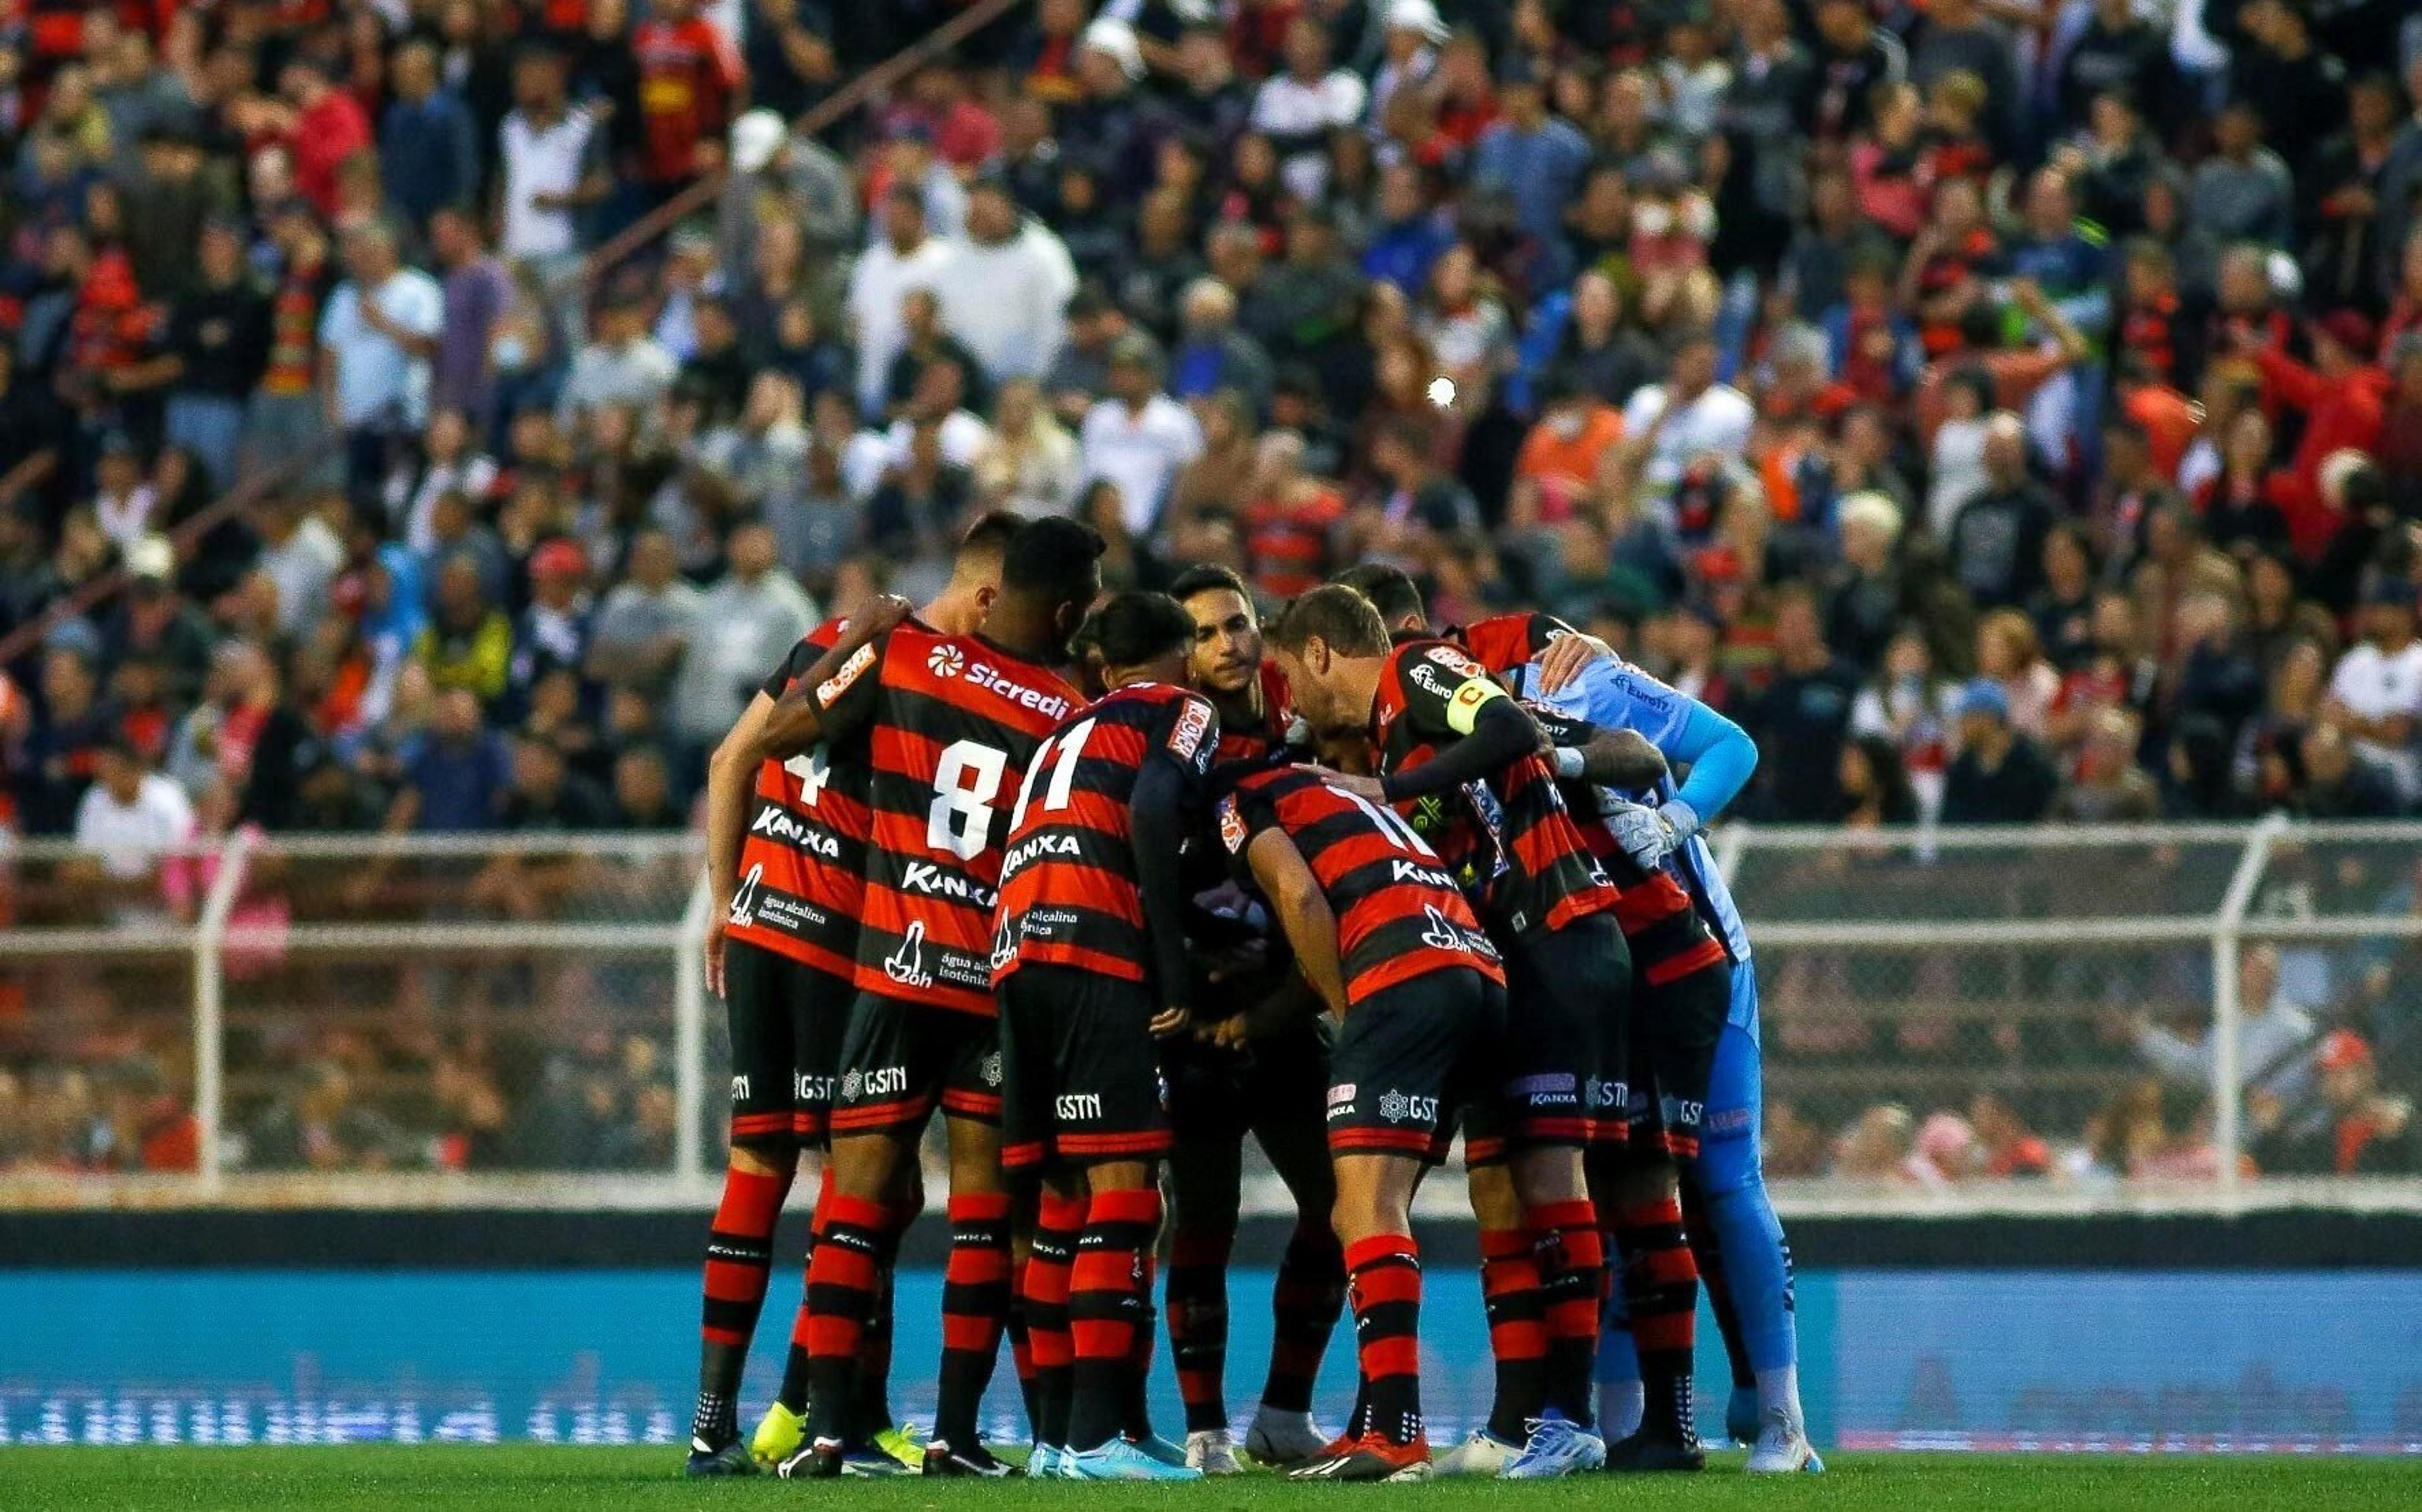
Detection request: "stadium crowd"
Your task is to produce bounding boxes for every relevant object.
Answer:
[2,0,2420,1180]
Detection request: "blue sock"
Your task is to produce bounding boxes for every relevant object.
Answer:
[1702,1182,1793,1375]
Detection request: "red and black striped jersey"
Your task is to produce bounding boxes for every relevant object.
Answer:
[992,681,1219,987]
[814,625,1084,1016]
[726,615,873,975]
[1210,659,1300,770]
[1456,613,1727,987]
[1217,765,1504,1008]
[1372,638,1619,938]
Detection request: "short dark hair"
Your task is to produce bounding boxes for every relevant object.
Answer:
[1329,563,1426,629]
[956,509,1026,566]
[1086,591,1196,668]
[1270,584,1392,658]
[1002,515,1106,611]
[1167,563,1252,603]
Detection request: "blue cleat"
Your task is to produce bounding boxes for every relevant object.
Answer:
[1504,1413,1608,1479]
[1067,1439,1207,1481]
[684,1438,755,1477]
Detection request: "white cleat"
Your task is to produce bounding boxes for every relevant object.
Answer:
[1244,1407,1329,1468]
[1744,1413,1823,1474]
[1432,1427,1523,1477]
[1185,1428,1244,1474]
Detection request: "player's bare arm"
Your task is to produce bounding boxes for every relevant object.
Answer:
[754,594,915,760]
[1243,828,1350,1020]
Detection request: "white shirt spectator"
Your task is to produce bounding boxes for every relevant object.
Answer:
[1253,68,1368,202]
[498,105,597,262]
[556,335,679,429]
[76,773,195,881]
[935,219,1079,386]
[1080,395,1204,534]
[2328,638,2422,797]
[1620,380,1757,507]
[847,235,959,417]
[670,569,820,745]
[319,267,445,431]
[259,512,347,637]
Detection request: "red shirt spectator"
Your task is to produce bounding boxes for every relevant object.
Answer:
[2247,312,2390,545]
[281,60,373,219]
[633,0,743,187]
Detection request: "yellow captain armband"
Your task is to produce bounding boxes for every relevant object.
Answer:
[1444,675,1506,736]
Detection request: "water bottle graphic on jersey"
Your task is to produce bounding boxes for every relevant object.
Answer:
[884,919,935,990]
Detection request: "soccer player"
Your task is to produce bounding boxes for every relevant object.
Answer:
[1215,757,1508,1483]
[1268,584,1647,1479]
[686,513,1024,1477]
[1162,565,1343,1474]
[762,516,1103,1480]
[1461,609,1735,1473]
[1497,624,1822,1475]
[995,591,1218,1482]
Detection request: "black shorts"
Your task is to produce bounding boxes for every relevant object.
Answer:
[998,963,1170,1172]
[1166,1016,1333,1148]
[723,939,854,1149]
[1473,910,1632,1162]
[1616,955,1730,1160]
[1325,968,1505,1165]
[828,990,1003,1139]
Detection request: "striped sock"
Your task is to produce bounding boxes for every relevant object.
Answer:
[1478,1225,1547,1441]
[775,1167,836,1415]
[800,1192,888,1446]
[933,1192,1014,1451]
[1024,1192,1085,1448]
[1166,1224,1234,1433]
[1344,1234,1424,1447]
[1613,1195,1699,1444]
[1067,1188,1160,1452]
[1262,1223,1344,1415]
[694,1164,793,1446]
[1530,1199,1604,1424]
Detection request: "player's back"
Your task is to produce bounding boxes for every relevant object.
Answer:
[993,680,1217,985]
[1220,764,1503,1007]
[833,624,1083,1015]
[728,615,874,977]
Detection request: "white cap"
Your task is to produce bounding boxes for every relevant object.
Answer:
[730,108,787,175]
[1387,0,1449,42]
[127,533,176,583]
[1081,18,1145,81]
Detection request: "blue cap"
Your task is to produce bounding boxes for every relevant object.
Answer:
[1957,678,2010,722]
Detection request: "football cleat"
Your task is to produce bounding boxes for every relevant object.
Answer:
[747,1402,804,1468]
[922,1439,1017,1477]
[775,1439,842,1480]
[1744,1414,1823,1474]
[1725,1387,1761,1448]
[684,1438,755,1477]
[1067,1439,1207,1481]
[1504,1414,1607,1479]
[874,1421,927,1468]
[1285,1434,1434,1482]
[1186,1428,1244,1474]
[1127,1430,1191,1467]
[1027,1444,1066,1479]
[1432,1427,1523,1477]
[1244,1406,1330,1467]
[1603,1429,1707,1473]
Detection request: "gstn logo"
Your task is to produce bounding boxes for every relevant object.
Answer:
[927,644,965,678]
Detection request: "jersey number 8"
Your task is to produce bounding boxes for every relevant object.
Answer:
[928,740,1009,861]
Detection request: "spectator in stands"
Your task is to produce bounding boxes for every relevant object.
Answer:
[668,522,816,759]
[2251,1029,2417,1175]
[1940,678,2059,824]
[72,735,193,886]
[2324,577,2422,803]
[1746,586,1863,821]
[1079,334,1202,535]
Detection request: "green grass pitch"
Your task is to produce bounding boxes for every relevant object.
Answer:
[3,1446,2416,1511]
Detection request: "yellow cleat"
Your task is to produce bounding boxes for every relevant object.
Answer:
[749,1403,805,1468]
[874,1423,927,1468]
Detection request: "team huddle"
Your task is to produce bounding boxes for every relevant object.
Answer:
[689,512,1817,1482]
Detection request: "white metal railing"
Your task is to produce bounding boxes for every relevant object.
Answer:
[1,822,2417,1213]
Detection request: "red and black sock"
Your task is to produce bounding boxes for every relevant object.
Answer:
[933,1192,1014,1452]
[851,1201,913,1439]
[1478,1224,1547,1442]
[1067,1188,1159,1452]
[1344,1235,1425,1448]
[1023,1191,1085,1448]
[1613,1195,1699,1445]
[1166,1224,1234,1434]
[800,1192,888,1446]
[1530,1199,1604,1425]
[1261,1222,1344,1416]
[693,1163,793,1446]
[775,1167,836,1416]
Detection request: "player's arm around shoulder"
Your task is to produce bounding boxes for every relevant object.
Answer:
[756,595,915,760]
